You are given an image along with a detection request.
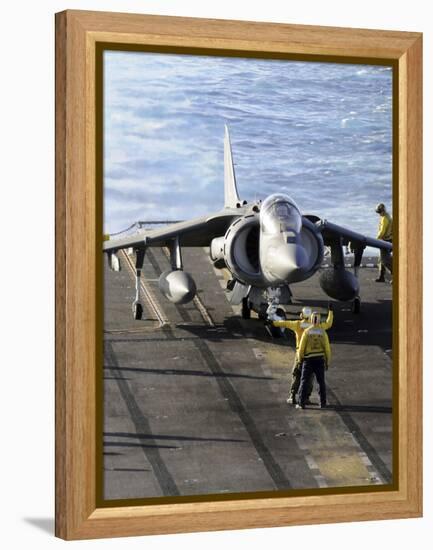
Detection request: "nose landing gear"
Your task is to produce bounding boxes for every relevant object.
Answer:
[265,298,287,338]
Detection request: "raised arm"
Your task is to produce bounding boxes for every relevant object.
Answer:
[320,309,333,330]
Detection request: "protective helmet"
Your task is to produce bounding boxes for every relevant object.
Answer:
[310,312,321,325]
[375,203,385,214]
[300,306,312,319]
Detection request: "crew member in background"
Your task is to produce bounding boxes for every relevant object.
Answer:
[270,305,333,405]
[296,312,332,409]
[375,203,393,283]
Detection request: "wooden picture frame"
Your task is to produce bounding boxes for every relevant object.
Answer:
[55,9,422,540]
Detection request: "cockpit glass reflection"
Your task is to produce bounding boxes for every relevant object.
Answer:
[261,194,301,235]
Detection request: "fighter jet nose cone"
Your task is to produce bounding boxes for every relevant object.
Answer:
[294,246,309,271]
[177,282,190,294]
[268,244,309,283]
[282,245,308,271]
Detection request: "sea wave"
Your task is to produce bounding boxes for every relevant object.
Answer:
[104,51,393,246]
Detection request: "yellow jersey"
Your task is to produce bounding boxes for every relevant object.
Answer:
[297,326,331,365]
[377,212,392,241]
[272,310,333,350]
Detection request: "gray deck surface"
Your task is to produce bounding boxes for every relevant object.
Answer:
[103,248,393,500]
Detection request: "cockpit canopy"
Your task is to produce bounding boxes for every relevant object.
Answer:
[260,193,302,235]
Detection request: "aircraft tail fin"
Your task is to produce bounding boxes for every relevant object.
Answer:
[224,125,241,208]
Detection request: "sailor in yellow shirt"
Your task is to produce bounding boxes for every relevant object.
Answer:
[296,312,332,409]
[375,203,393,282]
[271,305,333,405]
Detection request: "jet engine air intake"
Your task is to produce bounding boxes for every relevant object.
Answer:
[210,236,226,269]
[210,203,324,287]
[219,215,263,286]
[299,218,325,277]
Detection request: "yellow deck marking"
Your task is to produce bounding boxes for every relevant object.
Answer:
[203,246,384,488]
[259,341,383,487]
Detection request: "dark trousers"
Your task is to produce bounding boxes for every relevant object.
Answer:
[378,238,392,277]
[379,247,393,275]
[290,358,313,398]
[299,356,326,407]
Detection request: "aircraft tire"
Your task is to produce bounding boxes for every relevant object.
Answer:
[134,303,143,320]
[352,297,361,314]
[241,298,251,319]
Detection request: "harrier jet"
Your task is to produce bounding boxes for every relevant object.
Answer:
[104,126,392,321]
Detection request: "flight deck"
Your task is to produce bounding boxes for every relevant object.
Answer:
[103,247,393,500]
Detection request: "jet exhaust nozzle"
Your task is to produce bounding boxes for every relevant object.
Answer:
[158,270,197,304]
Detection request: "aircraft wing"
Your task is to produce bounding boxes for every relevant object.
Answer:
[317,219,393,251]
[103,210,239,252]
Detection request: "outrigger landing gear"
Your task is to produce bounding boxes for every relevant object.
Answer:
[132,247,146,320]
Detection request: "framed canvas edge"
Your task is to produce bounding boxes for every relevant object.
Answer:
[55,9,423,540]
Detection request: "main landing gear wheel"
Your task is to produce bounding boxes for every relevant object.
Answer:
[241,298,251,319]
[133,302,143,320]
[352,296,361,314]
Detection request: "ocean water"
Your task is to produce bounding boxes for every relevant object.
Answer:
[104,51,393,249]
